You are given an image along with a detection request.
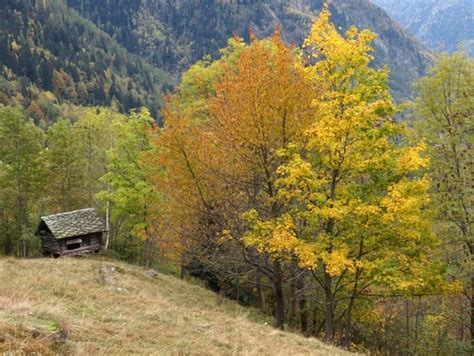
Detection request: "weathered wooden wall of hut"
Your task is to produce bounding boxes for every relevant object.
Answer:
[41,235,62,255]
[42,233,103,257]
[59,233,102,256]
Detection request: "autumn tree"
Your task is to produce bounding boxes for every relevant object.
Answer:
[242,7,443,343]
[210,33,318,329]
[414,52,473,351]
[157,33,316,329]
[71,107,118,207]
[98,108,161,266]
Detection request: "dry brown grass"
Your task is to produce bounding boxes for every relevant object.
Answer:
[0,257,352,355]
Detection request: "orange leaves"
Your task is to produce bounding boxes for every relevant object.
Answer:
[208,34,315,171]
[152,8,441,298]
[153,32,317,262]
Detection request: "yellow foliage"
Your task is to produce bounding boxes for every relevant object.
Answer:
[243,211,318,269]
[320,248,355,276]
[382,177,431,228]
[270,6,439,292]
[155,4,445,307]
[396,143,430,174]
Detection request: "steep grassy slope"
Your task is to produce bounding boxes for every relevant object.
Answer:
[0,258,350,355]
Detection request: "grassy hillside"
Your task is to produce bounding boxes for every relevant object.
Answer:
[0,257,351,355]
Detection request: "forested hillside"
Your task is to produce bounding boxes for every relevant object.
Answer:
[0,0,171,117]
[0,0,431,114]
[68,0,432,100]
[0,2,472,355]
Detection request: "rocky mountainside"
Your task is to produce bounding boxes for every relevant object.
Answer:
[372,0,474,55]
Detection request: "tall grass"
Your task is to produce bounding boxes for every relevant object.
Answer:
[0,257,351,355]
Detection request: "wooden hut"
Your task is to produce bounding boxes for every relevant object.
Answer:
[36,208,107,257]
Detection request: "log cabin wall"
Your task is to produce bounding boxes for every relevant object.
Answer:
[59,233,103,256]
[41,235,61,255]
[41,232,103,257]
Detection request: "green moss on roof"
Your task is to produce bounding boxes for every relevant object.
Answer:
[40,208,107,239]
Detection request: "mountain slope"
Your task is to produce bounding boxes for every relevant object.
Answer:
[68,0,432,101]
[0,258,350,355]
[372,0,474,55]
[0,0,432,116]
[0,0,171,117]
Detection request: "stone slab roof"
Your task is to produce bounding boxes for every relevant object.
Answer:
[40,208,107,239]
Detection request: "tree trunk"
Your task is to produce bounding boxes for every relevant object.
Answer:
[141,205,155,267]
[324,270,334,341]
[298,278,308,335]
[104,184,110,250]
[470,268,474,350]
[274,277,285,330]
[406,299,410,355]
[271,261,285,330]
[460,221,472,350]
[323,171,338,342]
[344,266,362,346]
[256,271,266,310]
[144,235,155,268]
[289,277,297,329]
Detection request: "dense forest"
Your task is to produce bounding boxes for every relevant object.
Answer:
[0,2,472,355]
[65,0,431,101]
[0,0,171,118]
